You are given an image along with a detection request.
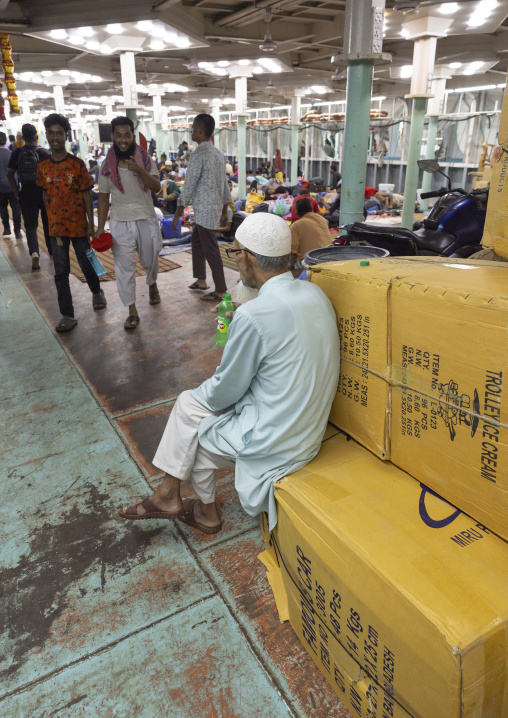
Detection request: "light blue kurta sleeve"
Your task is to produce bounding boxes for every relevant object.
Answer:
[191,310,265,412]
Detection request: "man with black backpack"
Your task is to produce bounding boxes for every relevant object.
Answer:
[8,123,51,270]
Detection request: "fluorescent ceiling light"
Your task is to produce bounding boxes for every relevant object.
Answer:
[50,29,67,40]
[467,15,487,27]
[137,20,153,31]
[252,66,263,74]
[449,62,462,68]
[165,83,189,92]
[198,61,212,68]
[238,59,251,66]
[165,32,177,43]
[175,37,191,48]
[372,95,386,101]
[439,2,458,13]
[19,71,34,80]
[68,34,85,45]
[106,23,124,34]
[78,26,95,36]
[59,69,70,76]
[463,67,475,75]
[400,65,413,78]
[151,39,164,50]
[210,68,227,76]
[152,24,166,38]
[217,61,229,68]
[469,61,484,69]
[41,70,53,77]
[478,0,497,9]
[400,28,410,38]
[91,75,103,82]
[201,98,208,102]
[311,85,329,94]
[88,40,101,51]
[100,45,114,54]
[450,84,496,92]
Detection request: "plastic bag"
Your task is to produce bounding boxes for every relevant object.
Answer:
[245,190,265,214]
[274,196,288,216]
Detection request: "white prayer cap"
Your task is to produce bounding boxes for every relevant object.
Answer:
[236,213,291,257]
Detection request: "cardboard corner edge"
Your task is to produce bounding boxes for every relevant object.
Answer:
[258,548,290,623]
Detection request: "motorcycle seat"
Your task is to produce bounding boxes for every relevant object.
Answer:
[350,222,418,241]
[412,229,455,254]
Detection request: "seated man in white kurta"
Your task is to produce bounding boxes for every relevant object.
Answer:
[119,213,341,534]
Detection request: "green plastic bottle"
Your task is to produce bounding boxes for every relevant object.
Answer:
[215,292,235,346]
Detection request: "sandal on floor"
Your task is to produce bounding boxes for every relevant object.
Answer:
[179,498,222,534]
[92,289,107,310]
[119,497,183,521]
[149,287,161,305]
[188,282,209,291]
[56,316,77,333]
[124,315,140,330]
[200,291,223,302]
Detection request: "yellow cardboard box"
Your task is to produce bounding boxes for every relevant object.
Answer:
[260,434,508,718]
[482,72,508,257]
[310,257,508,540]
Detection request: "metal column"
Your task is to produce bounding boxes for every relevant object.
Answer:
[120,51,138,137]
[229,66,251,200]
[401,97,427,228]
[419,115,438,212]
[332,0,390,229]
[290,95,302,185]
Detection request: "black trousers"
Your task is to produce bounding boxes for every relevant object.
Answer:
[51,236,100,318]
[0,191,21,234]
[19,185,51,256]
[191,224,227,293]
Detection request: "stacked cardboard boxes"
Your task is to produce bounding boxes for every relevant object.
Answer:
[310,257,508,541]
[260,256,508,716]
[260,434,508,718]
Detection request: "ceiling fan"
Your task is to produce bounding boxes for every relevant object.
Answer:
[392,0,476,12]
[139,58,158,85]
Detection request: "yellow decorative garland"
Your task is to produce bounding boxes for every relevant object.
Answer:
[0,33,20,120]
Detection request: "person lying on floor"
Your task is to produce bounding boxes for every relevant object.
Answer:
[119,213,341,534]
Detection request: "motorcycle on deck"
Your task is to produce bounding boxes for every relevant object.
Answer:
[335,159,488,258]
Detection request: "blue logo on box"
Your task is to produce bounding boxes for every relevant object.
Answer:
[419,484,462,528]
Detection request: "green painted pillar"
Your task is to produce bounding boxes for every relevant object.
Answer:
[237,115,247,200]
[126,107,138,141]
[163,129,169,156]
[401,97,426,229]
[419,114,438,212]
[339,60,374,228]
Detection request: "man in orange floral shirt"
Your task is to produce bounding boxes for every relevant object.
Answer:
[37,113,107,333]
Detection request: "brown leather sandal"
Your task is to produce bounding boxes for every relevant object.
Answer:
[179,498,222,534]
[119,497,183,520]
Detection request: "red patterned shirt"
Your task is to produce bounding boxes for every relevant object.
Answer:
[36,154,92,237]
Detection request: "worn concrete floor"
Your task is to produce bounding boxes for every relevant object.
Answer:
[0,234,351,718]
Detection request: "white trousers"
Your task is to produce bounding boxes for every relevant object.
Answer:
[152,390,234,504]
[110,216,162,306]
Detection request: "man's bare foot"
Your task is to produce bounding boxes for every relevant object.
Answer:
[192,499,221,528]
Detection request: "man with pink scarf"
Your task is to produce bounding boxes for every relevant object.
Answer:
[97,116,161,331]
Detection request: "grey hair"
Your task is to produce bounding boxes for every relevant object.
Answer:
[241,246,291,272]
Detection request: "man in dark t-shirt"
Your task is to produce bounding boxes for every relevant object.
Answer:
[8,123,51,270]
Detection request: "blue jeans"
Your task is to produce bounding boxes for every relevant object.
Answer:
[51,236,100,318]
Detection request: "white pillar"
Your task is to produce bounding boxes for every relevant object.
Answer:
[119,51,138,133]
[290,94,302,185]
[105,101,115,121]
[229,64,252,200]
[53,85,65,115]
[210,97,221,150]
[22,101,30,122]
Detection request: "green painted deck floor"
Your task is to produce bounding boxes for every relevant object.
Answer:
[0,234,351,718]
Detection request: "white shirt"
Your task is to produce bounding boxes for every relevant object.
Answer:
[99,157,159,222]
[178,141,231,230]
[192,272,341,529]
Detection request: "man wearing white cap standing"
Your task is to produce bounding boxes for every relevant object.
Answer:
[119,213,341,533]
